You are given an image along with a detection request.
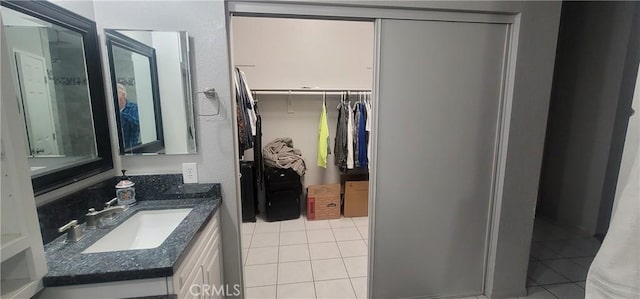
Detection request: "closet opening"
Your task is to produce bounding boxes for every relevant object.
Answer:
[231,16,375,297]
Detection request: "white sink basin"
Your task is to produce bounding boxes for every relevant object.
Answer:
[82,208,192,254]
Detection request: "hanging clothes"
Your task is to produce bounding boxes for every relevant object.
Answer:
[234,68,260,156]
[353,101,361,168]
[364,95,372,170]
[238,69,258,136]
[358,102,368,169]
[334,96,348,170]
[233,70,252,154]
[346,99,355,170]
[317,99,330,168]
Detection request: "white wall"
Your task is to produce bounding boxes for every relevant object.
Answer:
[246,94,343,187]
[232,17,374,90]
[91,0,242,291]
[48,0,94,20]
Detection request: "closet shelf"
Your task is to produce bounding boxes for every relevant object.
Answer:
[1,234,29,262]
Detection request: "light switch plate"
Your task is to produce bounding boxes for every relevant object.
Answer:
[182,163,198,184]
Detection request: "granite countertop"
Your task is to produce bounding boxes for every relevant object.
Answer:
[42,196,221,286]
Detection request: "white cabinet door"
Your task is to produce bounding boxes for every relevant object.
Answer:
[231,17,374,90]
[372,19,509,298]
[181,267,204,299]
[175,213,221,299]
[203,248,222,299]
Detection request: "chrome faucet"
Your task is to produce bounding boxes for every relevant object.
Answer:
[85,199,129,229]
[58,220,84,242]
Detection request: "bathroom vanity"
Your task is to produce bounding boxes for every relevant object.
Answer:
[37,184,222,299]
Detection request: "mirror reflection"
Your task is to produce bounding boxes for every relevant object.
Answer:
[106,30,163,154]
[106,29,197,155]
[1,6,98,176]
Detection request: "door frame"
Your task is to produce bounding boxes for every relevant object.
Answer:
[227,2,522,297]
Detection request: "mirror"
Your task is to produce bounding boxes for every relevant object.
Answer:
[1,1,113,194]
[105,29,197,155]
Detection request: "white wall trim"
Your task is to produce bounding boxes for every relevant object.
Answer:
[483,13,522,298]
[368,17,382,299]
[229,1,514,24]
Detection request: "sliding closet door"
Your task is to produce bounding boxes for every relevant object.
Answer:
[372,19,508,298]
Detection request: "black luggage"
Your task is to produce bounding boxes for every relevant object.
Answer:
[240,161,257,222]
[264,167,301,221]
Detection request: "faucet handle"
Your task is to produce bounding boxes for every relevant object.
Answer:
[88,208,96,213]
[105,198,117,208]
[58,220,84,242]
[58,220,78,233]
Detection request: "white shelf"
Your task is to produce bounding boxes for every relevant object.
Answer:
[0,234,28,263]
[1,278,39,299]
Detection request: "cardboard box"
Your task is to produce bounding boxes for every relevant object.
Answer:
[344,181,369,217]
[307,184,340,220]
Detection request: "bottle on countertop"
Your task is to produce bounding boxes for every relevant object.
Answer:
[116,170,136,206]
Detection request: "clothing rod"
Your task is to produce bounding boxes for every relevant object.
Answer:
[251,89,371,95]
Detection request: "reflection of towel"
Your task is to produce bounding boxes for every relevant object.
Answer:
[263,138,307,176]
[586,136,639,298]
[317,101,330,168]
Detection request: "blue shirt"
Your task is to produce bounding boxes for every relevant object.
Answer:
[120,101,140,149]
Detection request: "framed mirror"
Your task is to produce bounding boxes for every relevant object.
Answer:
[105,30,163,154]
[105,29,197,155]
[1,1,113,194]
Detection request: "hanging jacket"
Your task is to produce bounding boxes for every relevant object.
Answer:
[334,100,347,170]
[365,98,372,170]
[358,102,368,169]
[238,69,257,136]
[317,100,330,168]
[354,103,361,168]
[233,71,250,154]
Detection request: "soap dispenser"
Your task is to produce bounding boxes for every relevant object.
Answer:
[116,170,136,206]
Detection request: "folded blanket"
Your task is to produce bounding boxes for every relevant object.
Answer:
[263,138,307,176]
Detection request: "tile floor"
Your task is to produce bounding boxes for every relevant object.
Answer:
[241,216,599,299]
[242,215,369,299]
[524,217,601,299]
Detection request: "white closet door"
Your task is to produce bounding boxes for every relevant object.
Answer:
[372,19,508,298]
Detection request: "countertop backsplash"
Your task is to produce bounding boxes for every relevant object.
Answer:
[37,174,220,244]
